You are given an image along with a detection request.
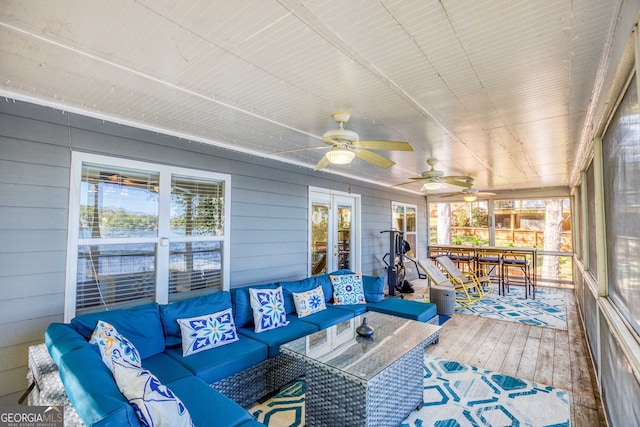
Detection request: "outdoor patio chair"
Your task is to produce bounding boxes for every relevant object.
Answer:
[417,258,481,309]
[436,255,494,297]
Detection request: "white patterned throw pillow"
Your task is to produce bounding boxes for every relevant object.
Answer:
[176,308,239,357]
[330,273,366,305]
[112,360,193,427]
[249,287,289,333]
[292,286,327,318]
[90,320,142,373]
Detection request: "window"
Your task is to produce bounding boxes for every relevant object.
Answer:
[392,202,417,258]
[601,73,640,336]
[65,153,230,320]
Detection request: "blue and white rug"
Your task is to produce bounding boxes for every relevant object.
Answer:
[250,354,571,426]
[402,355,570,427]
[455,287,567,330]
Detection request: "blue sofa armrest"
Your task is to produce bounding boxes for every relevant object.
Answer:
[58,346,141,426]
[45,323,91,365]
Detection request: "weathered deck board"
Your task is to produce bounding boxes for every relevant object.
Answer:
[421,288,606,426]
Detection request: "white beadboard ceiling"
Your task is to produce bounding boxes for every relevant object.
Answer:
[0,0,626,195]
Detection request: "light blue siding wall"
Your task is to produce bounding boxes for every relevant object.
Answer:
[0,99,426,402]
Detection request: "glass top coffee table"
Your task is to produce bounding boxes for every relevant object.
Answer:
[280,311,441,426]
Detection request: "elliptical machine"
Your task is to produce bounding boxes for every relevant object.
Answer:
[380,230,415,296]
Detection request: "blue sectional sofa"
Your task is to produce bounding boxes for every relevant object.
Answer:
[44,270,438,426]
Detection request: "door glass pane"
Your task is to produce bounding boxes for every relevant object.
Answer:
[76,243,156,310]
[311,203,329,275]
[393,205,405,231]
[338,204,352,270]
[80,164,159,238]
[171,176,225,237]
[169,241,223,301]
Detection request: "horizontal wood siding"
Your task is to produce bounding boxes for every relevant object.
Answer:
[0,99,427,402]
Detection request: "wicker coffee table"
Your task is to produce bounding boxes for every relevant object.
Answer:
[280,311,441,426]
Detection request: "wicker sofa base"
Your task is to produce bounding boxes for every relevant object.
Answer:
[211,359,270,408]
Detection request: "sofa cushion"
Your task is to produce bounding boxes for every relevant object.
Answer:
[292,305,354,329]
[58,346,141,426]
[326,302,368,316]
[160,292,232,347]
[45,323,91,365]
[278,277,319,313]
[368,298,438,322]
[165,337,268,384]
[166,376,258,427]
[177,308,239,356]
[112,360,193,427]
[292,286,326,318]
[141,353,192,385]
[249,287,289,333]
[330,273,366,305]
[362,275,385,303]
[237,317,318,357]
[71,303,165,359]
[230,283,278,328]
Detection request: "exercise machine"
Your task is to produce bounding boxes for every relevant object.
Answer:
[380,230,415,296]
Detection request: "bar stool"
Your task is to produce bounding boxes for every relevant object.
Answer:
[502,251,534,298]
[476,249,503,294]
[447,247,474,272]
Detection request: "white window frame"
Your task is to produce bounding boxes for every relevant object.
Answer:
[64,152,231,321]
[392,201,418,256]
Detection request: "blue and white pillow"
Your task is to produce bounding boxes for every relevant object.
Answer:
[249,287,289,333]
[90,320,141,373]
[112,360,193,427]
[293,286,326,318]
[330,273,366,305]
[176,308,239,357]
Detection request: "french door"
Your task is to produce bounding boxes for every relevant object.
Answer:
[309,188,360,275]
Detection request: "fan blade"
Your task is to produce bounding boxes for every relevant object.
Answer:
[439,193,461,198]
[271,145,328,155]
[356,140,414,151]
[478,191,497,196]
[391,181,422,187]
[442,177,473,188]
[353,149,395,168]
[314,155,330,170]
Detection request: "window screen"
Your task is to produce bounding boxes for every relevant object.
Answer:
[601,75,640,336]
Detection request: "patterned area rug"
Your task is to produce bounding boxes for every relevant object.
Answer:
[249,354,571,426]
[454,286,567,330]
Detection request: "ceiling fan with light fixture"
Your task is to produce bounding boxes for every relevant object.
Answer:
[394,158,473,191]
[271,112,414,170]
[440,187,497,202]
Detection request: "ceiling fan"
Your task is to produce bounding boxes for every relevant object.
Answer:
[440,187,497,202]
[271,112,414,170]
[395,158,473,190]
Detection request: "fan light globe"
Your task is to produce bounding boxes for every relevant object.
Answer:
[423,181,442,191]
[325,148,355,165]
[463,194,477,202]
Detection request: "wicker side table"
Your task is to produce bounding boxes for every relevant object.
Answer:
[430,285,456,316]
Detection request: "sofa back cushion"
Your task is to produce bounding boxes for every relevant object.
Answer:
[230,283,278,328]
[159,291,232,347]
[70,303,165,359]
[316,270,384,303]
[278,277,320,313]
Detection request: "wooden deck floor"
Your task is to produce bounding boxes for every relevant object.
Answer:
[407,286,606,426]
